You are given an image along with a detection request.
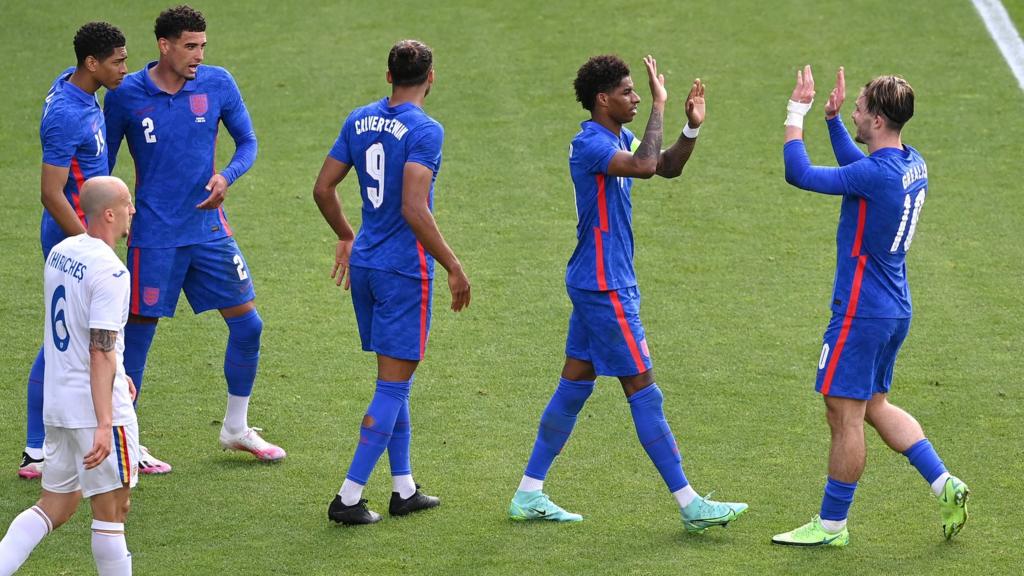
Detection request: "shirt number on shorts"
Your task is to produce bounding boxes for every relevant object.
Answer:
[890,189,925,253]
[142,117,157,143]
[233,254,248,281]
[365,142,385,209]
[50,285,70,352]
[818,342,830,370]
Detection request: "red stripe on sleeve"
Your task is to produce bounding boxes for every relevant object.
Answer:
[608,290,646,374]
[596,174,608,232]
[69,158,87,225]
[851,198,867,257]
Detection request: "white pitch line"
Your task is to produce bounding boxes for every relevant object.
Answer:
[972,0,1024,91]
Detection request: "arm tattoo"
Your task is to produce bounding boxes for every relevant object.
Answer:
[635,108,664,161]
[89,329,117,352]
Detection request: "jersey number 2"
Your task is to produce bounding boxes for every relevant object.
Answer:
[366,143,385,209]
[142,117,157,144]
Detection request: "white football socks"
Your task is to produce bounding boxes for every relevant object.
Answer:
[392,474,417,499]
[24,447,43,461]
[223,394,251,435]
[931,472,952,497]
[517,476,544,493]
[820,518,847,533]
[91,521,131,576]
[673,485,699,509]
[339,479,365,506]
[0,506,51,576]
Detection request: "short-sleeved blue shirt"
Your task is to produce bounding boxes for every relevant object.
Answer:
[328,98,444,280]
[566,120,637,291]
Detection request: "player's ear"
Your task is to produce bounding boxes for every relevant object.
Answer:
[84,55,99,73]
[386,70,393,85]
[157,37,170,56]
[427,68,434,84]
[595,92,608,108]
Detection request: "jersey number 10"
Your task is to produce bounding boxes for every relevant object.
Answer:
[366,143,385,209]
[890,189,925,253]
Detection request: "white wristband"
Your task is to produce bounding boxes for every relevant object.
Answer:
[785,99,813,128]
[682,123,700,139]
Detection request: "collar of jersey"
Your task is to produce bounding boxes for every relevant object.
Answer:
[378,96,419,114]
[60,73,98,107]
[142,61,199,96]
[580,119,623,142]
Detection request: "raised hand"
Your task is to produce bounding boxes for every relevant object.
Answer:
[825,66,845,119]
[685,78,705,128]
[643,55,667,105]
[790,64,815,104]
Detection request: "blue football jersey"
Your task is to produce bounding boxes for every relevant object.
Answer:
[565,120,637,291]
[328,98,444,280]
[785,116,929,318]
[104,62,257,248]
[39,66,109,252]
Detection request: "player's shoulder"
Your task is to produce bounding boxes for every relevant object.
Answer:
[197,64,240,89]
[106,68,149,102]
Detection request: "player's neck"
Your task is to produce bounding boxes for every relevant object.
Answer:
[867,132,903,154]
[68,68,101,95]
[388,85,427,108]
[150,61,187,95]
[590,112,622,136]
[86,226,117,250]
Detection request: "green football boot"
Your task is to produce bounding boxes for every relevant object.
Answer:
[508,490,583,522]
[680,493,748,533]
[938,476,970,540]
[772,515,849,547]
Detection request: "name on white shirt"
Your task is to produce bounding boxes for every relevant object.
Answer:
[47,250,87,282]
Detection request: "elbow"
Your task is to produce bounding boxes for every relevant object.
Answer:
[636,161,658,179]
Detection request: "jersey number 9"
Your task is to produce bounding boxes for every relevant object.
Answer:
[366,143,385,209]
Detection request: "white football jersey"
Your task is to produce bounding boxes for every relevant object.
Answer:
[43,234,136,428]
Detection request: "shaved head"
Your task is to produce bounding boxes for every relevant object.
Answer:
[80,176,130,218]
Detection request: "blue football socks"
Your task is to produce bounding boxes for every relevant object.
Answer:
[388,397,412,477]
[820,477,858,522]
[25,349,45,450]
[628,384,688,492]
[902,438,947,484]
[524,377,595,481]
[123,321,157,407]
[346,379,411,485]
[223,309,262,397]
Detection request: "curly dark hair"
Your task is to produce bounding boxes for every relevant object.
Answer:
[388,39,433,87]
[574,55,630,111]
[862,75,914,130]
[73,22,125,66]
[154,5,206,40]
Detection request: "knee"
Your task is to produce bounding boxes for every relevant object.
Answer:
[227,310,263,345]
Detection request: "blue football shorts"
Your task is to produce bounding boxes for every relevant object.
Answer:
[127,236,256,317]
[565,285,652,377]
[349,265,432,362]
[815,313,911,400]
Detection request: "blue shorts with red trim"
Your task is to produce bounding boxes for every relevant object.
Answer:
[565,285,652,377]
[349,265,432,362]
[128,237,255,318]
[815,314,910,400]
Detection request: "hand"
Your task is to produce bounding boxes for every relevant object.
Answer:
[197,173,229,210]
[83,426,113,470]
[447,266,471,312]
[643,55,667,105]
[126,375,137,402]
[790,64,815,104]
[824,66,845,119]
[684,78,705,128]
[331,239,353,289]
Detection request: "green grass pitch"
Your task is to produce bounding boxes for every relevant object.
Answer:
[1,1,1022,574]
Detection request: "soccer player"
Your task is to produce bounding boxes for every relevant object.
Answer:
[103,4,283,470]
[0,176,138,576]
[771,66,969,547]
[313,39,471,525]
[507,55,748,533]
[19,22,128,480]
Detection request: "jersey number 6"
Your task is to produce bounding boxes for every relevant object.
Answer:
[366,142,385,209]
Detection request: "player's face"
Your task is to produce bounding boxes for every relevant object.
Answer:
[91,46,129,90]
[113,191,136,239]
[604,76,641,124]
[162,31,206,81]
[851,92,874,144]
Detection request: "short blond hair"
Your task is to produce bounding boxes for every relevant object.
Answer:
[862,75,915,130]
